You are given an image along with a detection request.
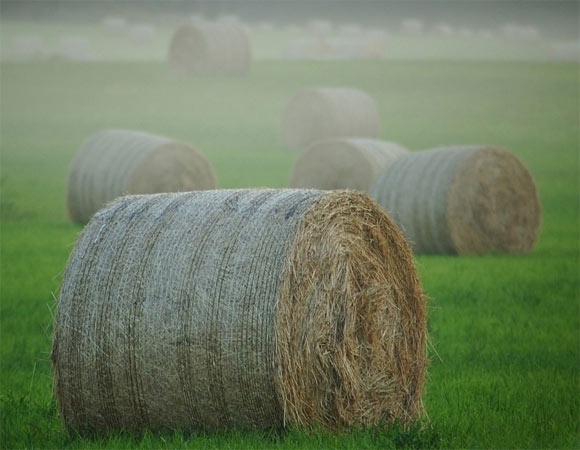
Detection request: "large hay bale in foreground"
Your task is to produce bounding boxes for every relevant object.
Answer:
[52,189,427,434]
[67,129,217,224]
[370,146,542,254]
[168,22,251,76]
[282,87,380,149]
[290,138,407,191]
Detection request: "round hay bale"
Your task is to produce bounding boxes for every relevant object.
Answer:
[282,87,380,149]
[129,24,156,45]
[168,22,251,76]
[370,146,542,254]
[101,17,127,36]
[8,36,45,61]
[67,129,217,224]
[52,189,427,434]
[290,138,407,191]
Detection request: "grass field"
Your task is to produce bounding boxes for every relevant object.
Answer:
[1,59,579,448]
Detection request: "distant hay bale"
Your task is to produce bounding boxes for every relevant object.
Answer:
[282,87,380,149]
[338,24,362,37]
[401,19,424,35]
[502,24,541,42]
[67,129,217,224]
[102,17,127,36]
[550,41,579,61]
[435,23,454,37]
[8,36,45,60]
[290,138,407,191]
[326,37,386,60]
[370,146,542,254]
[129,24,156,44]
[52,189,427,433]
[284,38,333,60]
[53,36,93,61]
[168,22,251,76]
[307,19,333,37]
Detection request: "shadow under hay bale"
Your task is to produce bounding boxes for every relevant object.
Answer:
[282,87,380,150]
[168,22,251,76]
[370,146,542,254]
[290,138,407,192]
[67,129,217,224]
[52,189,427,434]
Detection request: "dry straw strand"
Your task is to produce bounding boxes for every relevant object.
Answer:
[290,138,407,192]
[370,146,542,254]
[67,129,217,224]
[52,189,427,434]
[168,22,251,76]
[282,87,380,149]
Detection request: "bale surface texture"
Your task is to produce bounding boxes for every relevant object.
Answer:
[67,129,217,224]
[52,189,427,434]
[370,146,542,254]
[168,22,251,76]
[282,87,380,149]
[290,138,407,192]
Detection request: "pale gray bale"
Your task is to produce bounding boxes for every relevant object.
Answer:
[370,146,542,254]
[67,129,217,224]
[282,87,380,149]
[290,138,407,191]
[168,22,251,76]
[52,189,427,433]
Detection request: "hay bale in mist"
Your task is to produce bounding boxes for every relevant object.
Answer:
[401,19,424,35]
[168,22,251,76]
[52,189,427,433]
[284,38,333,60]
[129,24,156,44]
[8,36,45,60]
[502,24,541,42]
[550,41,580,61]
[282,87,380,149]
[102,17,127,36]
[67,129,217,224]
[370,146,542,254]
[435,24,454,37]
[53,36,93,61]
[290,138,407,191]
[307,19,333,37]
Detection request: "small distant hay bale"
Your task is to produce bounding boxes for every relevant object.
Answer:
[401,19,424,35]
[168,22,251,76]
[52,189,427,433]
[550,41,579,61]
[290,138,407,191]
[435,23,454,37]
[284,38,333,60]
[326,37,386,60]
[53,36,93,61]
[370,146,542,254]
[282,87,380,149]
[338,24,362,37]
[307,19,333,37]
[102,17,127,36]
[67,129,217,224]
[502,24,541,42]
[129,24,156,44]
[8,36,45,60]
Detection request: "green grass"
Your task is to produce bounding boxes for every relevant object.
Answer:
[1,59,579,449]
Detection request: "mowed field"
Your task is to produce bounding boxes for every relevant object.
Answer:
[1,59,578,448]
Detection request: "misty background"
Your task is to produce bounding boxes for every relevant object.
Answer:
[1,0,578,62]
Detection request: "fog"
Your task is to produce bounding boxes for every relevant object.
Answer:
[1,0,578,62]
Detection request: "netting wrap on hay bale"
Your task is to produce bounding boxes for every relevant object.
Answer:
[67,129,217,224]
[52,189,427,434]
[370,146,542,254]
[290,138,407,192]
[168,22,251,76]
[282,87,380,149]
